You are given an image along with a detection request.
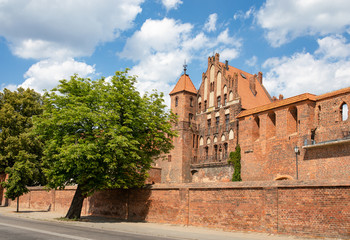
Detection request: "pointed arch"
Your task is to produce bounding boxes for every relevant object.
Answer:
[199,136,204,146]
[229,129,234,140]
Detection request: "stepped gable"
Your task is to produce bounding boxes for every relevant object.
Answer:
[169,73,197,95]
[222,63,272,110]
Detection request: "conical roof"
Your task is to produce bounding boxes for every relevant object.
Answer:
[169,74,197,95]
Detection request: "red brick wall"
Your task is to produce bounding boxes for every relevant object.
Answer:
[239,91,350,181]
[7,181,350,238]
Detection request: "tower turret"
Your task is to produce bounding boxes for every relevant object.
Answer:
[159,66,198,183]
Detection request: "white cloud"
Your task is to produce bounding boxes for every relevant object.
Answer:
[256,0,350,47]
[220,48,240,61]
[0,0,143,59]
[120,18,192,61]
[245,56,258,67]
[315,35,350,59]
[204,13,218,32]
[263,35,350,98]
[233,7,255,20]
[161,0,183,11]
[20,58,95,93]
[120,18,241,105]
[216,28,238,45]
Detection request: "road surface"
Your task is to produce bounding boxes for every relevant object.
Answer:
[0,214,174,240]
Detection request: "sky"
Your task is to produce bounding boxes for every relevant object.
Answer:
[1,0,350,106]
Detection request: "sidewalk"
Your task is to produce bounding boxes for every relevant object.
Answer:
[0,206,334,240]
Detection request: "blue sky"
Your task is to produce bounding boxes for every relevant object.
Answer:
[1,0,350,105]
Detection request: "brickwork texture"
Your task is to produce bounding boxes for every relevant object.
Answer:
[7,181,350,238]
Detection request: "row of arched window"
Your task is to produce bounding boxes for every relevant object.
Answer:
[199,129,234,146]
[252,106,298,140]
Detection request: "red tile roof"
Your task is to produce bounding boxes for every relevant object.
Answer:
[169,74,197,95]
[316,87,350,100]
[222,63,272,109]
[236,93,316,118]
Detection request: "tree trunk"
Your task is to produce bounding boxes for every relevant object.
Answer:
[65,185,85,219]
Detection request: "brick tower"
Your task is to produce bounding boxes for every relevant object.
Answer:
[158,65,198,183]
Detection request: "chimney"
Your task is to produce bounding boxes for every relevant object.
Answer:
[249,74,257,96]
[225,60,229,70]
[258,72,263,84]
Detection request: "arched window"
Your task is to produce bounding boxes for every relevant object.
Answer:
[190,97,193,107]
[229,129,234,140]
[175,97,178,107]
[252,116,260,141]
[199,136,204,146]
[267,112,276,138]
[229,91,234,101]
[287,106,297,134]
[341,103,348,121]
[217,96,221,108]
[223,143,228,159]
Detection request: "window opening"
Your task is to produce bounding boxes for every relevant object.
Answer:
[215,116,219,133]
[207,119,211,135]
[217,96,221,108]
[341,103,348,121]
[225,114,229,131]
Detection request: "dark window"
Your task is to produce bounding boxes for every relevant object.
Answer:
[175,97,178,107]
[225,114,229,131]
[217,96,221,108]
[198,102,201,112]
[204,100,207,112]
[215,116,219,133]
[190,97,193,107]
[207,119,211,135]
[214,145,218,160]
[224,94,227,106]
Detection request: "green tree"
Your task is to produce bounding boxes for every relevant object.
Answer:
[228,144,241,181]
[34,70,176,219]
[0,88,45,209]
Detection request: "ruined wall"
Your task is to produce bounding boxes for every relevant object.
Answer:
[239,101,315,181]
[7,181,350,238]
[239,89,350,181]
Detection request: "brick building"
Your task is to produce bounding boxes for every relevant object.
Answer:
[155,53,350,183]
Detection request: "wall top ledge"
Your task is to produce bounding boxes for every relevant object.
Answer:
[149,179,350,190]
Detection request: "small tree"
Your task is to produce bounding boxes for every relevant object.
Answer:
[0,88,45,211]
[228,144,241,181]
[34,70,176,219]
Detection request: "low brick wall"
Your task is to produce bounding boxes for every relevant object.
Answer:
[6,180,350,238]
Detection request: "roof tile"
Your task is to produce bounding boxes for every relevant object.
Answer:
[169,74,197,95]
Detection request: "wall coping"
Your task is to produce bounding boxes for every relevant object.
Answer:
[26,180,350,192]
[149,179,350,190]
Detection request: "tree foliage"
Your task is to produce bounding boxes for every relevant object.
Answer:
[0,88,45,200]
[34,70,176,218]
[228,144,241,181]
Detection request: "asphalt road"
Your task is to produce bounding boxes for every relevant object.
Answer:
[0,214,175,240]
